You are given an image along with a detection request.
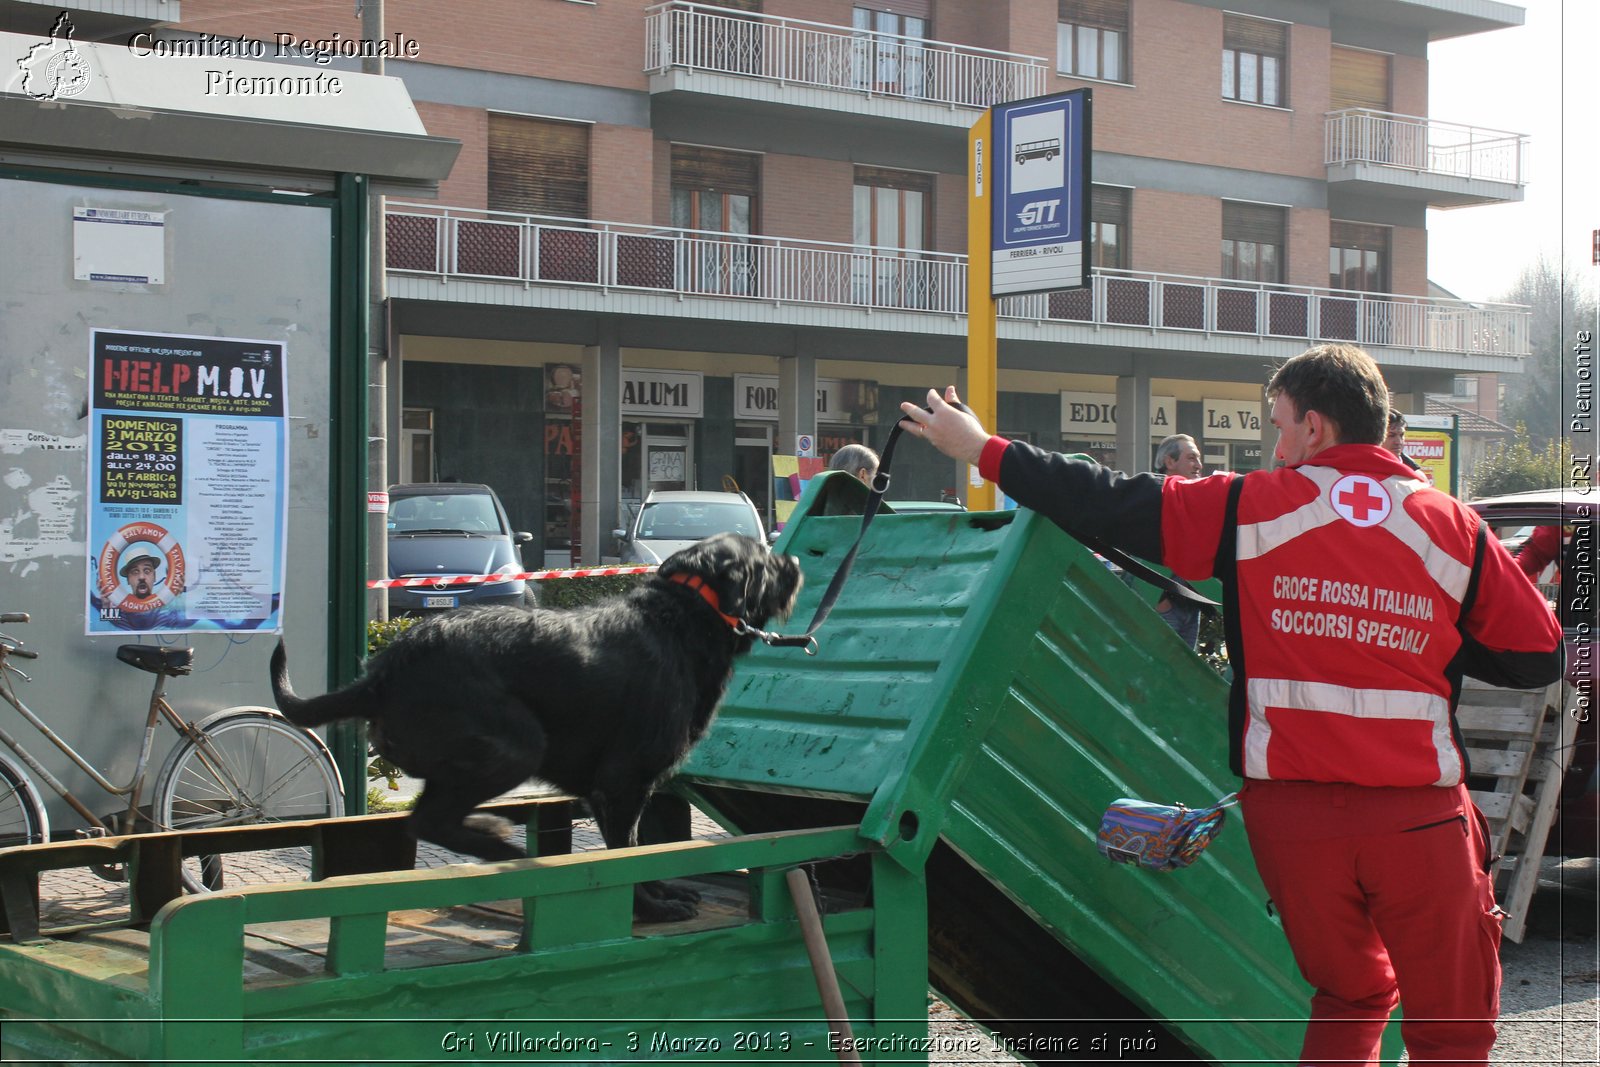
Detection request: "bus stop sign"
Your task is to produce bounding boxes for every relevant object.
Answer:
[991,89,1092,297]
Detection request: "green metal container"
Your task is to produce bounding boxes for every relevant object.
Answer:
[680,472,1382,1065]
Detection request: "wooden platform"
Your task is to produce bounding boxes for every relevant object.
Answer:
[1459,677,1577,942]
[0,808,915,1065]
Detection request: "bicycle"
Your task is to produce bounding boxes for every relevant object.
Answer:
[0,611,343,892]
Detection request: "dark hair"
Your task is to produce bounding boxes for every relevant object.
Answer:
[1387,408,1407,430]
[1266,344,1389,445]
[828,443,880,475]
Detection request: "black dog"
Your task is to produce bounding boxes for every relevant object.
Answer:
[271,533,801,921]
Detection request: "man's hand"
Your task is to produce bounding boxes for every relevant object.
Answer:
[898,386,991,466]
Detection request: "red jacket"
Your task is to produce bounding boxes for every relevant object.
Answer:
[980,439,1563,786]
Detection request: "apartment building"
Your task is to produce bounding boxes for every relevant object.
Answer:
[61,0,1534,564]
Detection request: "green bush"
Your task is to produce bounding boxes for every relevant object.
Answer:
[364,618,417,790]
[535,573,648,610]
[1466,435,1568,499]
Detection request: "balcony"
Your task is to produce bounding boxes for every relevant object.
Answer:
[1325,109,1528,207]
[385,204,1530,361]
[644,1,1046,128]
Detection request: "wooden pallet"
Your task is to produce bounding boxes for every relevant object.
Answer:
[1458,677,1576,942]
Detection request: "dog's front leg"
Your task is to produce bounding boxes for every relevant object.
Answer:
[591,782,699,923]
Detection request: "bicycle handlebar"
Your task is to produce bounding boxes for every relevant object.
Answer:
[2,645,38,659]
[0,613,28,624]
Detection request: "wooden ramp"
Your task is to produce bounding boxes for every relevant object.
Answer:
[1458,677,1577,942]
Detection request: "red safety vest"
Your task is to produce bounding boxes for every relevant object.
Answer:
[1164,445,1531,787]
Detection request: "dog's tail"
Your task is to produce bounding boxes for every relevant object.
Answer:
[271,640,379,728]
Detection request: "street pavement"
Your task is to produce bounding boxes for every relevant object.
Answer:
[34,787,1599,1066]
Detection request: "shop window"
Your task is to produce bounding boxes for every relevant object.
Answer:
[400,408,434,484]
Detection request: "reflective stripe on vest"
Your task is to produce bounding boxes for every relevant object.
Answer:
[1244,677,1461,785]
[1239,467,1472,602]
[1234,465,1473,785]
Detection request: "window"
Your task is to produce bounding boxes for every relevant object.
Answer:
[487,114,589,218]
[1090,186,1130,269]
[400,408,434,484]
[853,4,928,96]
[1221,201,1285,283]
[1329,222,1390,293]
[853,166,934,307]
[671,145,760,294]
[1222,14,1287,107]
[670,145,759,233]
[1057,0,1128,82]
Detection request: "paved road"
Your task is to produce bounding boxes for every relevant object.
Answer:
[36,796,1598,1065]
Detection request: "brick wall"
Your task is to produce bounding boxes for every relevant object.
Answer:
[413,102,487,208]
[1050,0,1328,181]
[591,125,655,224]
[178,0,649,90]
[1129,190,1219,278]
[762,155,854,244]
[1391,225,1427,297]
[1287,207,1331,289]
[1392,53,1427,117]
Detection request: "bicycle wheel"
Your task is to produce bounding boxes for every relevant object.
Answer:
[153,708,342,889]
[0,752,50,848]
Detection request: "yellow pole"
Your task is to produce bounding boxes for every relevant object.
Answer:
[966,111,997,511]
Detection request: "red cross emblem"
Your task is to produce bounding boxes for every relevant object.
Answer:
[1330,474,1391,527]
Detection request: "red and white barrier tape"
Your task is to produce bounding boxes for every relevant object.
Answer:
[368,565,658,589]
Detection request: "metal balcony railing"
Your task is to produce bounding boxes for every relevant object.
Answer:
[386,204,1531,357]
[1325,109,1528,186]
[644,1,1047,109]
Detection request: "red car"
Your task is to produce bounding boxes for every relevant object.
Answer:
[1469,488,1598,857]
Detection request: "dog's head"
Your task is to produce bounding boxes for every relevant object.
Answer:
[658,532,802,642]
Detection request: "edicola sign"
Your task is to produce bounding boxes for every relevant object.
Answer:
[991,88,1091,297]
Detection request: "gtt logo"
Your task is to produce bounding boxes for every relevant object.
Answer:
[1016,199,1060,226]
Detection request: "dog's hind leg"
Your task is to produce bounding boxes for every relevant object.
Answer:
[409,769,532,863]
[591,773,699,923]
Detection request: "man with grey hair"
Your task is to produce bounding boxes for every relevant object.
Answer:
[1153,434,1202,479]
[827,443,879,486]
[1151,434,1203,647]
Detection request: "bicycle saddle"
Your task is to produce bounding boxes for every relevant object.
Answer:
[116,645,194,676]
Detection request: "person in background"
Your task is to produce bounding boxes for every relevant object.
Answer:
[899,343,1562,1067]
[827,444,880,486]
[1151,434,1204,648]
[1384,409,1422,471]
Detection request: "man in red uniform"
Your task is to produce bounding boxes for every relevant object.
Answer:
[900,344,1562,1067]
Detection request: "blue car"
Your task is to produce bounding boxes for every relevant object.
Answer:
[386,483,536,616]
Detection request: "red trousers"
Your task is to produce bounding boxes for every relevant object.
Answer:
[1240,779,1502,1067]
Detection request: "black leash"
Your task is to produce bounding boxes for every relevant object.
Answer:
[755,408,922,654]
[750,404,1215,653]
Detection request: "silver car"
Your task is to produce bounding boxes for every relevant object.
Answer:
[614,490,765,565]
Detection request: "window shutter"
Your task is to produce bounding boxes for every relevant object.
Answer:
[1059,0,1128,31]
[865,0,932,21]
[1330,221,1390,252]
[854,165,935,194]
[1224,13,1286,56]
[1222,202,1285,245]
[1091,186,1129,222]
[671,145,761,196]
[488,115,589,218]
[1330,46,1390,111]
